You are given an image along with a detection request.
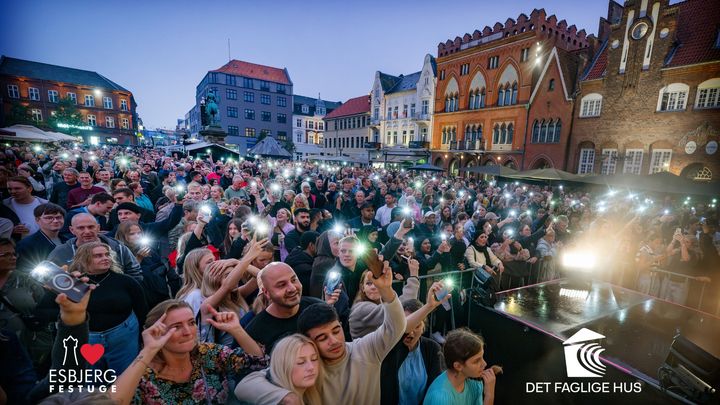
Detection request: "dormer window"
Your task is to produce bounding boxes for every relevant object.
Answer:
[301,105,309,114]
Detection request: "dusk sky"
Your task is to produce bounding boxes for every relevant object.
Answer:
[1,0,610,129]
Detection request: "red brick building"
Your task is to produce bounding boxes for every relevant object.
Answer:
[569,0,720,180]
[0,56,138,145]
[431,8,591,175]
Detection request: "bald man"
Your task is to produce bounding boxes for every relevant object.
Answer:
[245,262,321,350]
[47,213,142,281]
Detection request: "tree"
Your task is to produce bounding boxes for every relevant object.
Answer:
[6,101,31,126]
[284,138,296,155]
[47,97,85,135]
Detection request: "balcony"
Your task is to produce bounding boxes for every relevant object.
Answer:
[450,139,485,151]
[408,141,430,149]
[414,113,431,121]
[364,141,382,149]
[370,117,380,125]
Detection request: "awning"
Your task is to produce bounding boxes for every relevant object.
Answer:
[248,137,292,158]
[408,163,445,172]
[0,125,58,142]
[460,165,519,176]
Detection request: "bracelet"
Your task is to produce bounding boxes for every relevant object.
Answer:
[135,355,151,369]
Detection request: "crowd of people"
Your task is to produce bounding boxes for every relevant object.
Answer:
[0,141,718,405]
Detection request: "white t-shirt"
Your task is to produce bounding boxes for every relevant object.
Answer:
[183,289,204,317]
[4,197,48,237]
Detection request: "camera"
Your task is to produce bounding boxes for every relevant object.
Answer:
[31,261,90,303]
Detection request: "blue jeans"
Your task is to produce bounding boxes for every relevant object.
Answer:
[88,312,139,374]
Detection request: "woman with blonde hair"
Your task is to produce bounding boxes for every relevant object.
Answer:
[176,247,215,316]
[111,299,267,405]
[292,193,309,214]
[66,241,147,373]
[268,334,324,405]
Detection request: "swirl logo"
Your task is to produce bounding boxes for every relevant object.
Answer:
[563,328,607,378]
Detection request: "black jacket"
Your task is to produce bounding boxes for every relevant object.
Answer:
[284,248,314,293]
[380,337,444,405]
[16,231,67,274]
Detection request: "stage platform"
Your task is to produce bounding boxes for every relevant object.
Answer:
[468,279,720,404]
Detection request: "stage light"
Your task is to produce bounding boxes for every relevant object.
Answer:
[559,288,590,300]
[561,250,597,271]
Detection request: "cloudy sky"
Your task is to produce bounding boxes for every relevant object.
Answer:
[1,0,610,129]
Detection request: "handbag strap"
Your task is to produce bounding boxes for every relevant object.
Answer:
[0,293,24,315]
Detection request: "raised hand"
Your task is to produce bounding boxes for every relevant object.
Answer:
[56,272,96,326]
[427,281,450,308]
[141,313,176,353]
[205,305,241,333]
[407,258,420,277]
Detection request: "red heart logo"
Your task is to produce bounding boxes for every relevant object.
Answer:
[80,343,105,365]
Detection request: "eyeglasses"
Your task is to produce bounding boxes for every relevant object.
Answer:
[41,216,64,222]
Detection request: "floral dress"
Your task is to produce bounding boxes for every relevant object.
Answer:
[132,343,268,404]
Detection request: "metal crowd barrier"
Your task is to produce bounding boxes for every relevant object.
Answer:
[644,267,719,316]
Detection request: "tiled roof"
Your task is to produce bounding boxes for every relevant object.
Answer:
[665,0,720,67]
[212,59,291,85]
[555,48,581,95]
[581,40,608,81]
[386,72,421,94]
[323,95,370,119]
[0,56,130,92]
[293,95,342,116]
[378,73,401,92]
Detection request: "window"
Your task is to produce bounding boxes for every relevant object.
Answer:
[410,103,416,116]
[277,113,287,123]
[245,128,256,137]
[548,79,555,91]
[227,125,239,135]
[276,84,286,94]
[7,85,19,98]
[296,132,303,143]
[243,78,254,88]
[244,109,255,120]
[445,94,458,112]
[488,56,499,69]
[319,122,324,130]
[121,118,129,129]
[261,94,271,105]
[393,106,399,118]
[600,149,618,175]
[87,114,96,126]
[580,93,602,117]
[695,78,720,109]
[649,149,672,174]
[261,111,271,121]
[225,75,236,86]
[260,81,270,91]
[440,70,445,80]
[296,118,302,127]
[277,97,287,107]
[31,109,42,122]
[373,107,379,120]
[48,90,59,103]
[67,92,77,104]
[260,129,271,137]
[623,149,644,174]
[103,96,113,109]
[386,107,392,119]
[277,131,287,140]
[209,73,218,83]
[29,87,40,101]
[520,47,530,62]
[531,120,541,143]
[244,91,254,102]
[460,63,470,75]
[227,107,238,117]
[402,130,408,144]
[302,104,309,114]
[105,116,115,128]
[422,100,429,114]
[402,104,408,118]
[657,83,689,111]
[85,95,95,107]
[578,148,595,174]
[226,89,237,100]
[120,99,127,110]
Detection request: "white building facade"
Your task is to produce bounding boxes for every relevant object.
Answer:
[369,54,436,163]
[291,95,341,160]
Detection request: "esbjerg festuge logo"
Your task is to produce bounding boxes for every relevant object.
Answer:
[526,328,642,395]
[48,335,117,393]
[563,328,607,378]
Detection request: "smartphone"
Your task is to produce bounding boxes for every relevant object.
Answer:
[402,216,413,229]
[434,284,453,311]
[365,248,384,279]
[324,270,342,295]
[31,261,90,303]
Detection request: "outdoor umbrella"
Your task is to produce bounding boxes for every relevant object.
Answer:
[248,137,292,159]
[407,163,445,172]
[0,125,56,142]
